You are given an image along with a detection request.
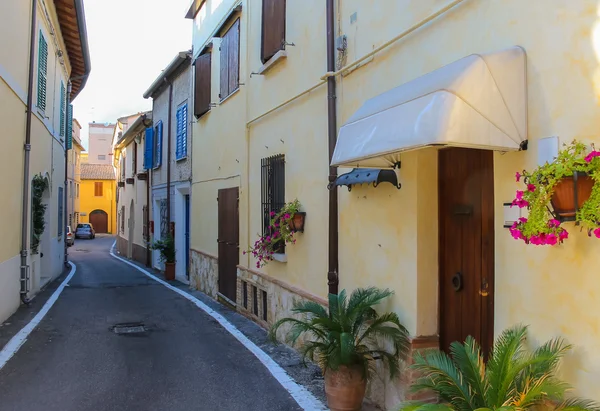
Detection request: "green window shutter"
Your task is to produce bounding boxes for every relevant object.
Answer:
[37,32,48,112]
[60,82,65,137]
[66,104,73,150]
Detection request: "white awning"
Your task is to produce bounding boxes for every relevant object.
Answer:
[331,46,527,168]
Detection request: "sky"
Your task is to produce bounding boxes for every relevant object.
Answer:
[73,0,193,150]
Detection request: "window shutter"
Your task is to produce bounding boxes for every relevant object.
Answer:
[60,82,66,137]
[66,104,73,150]
[220,34,230,99]
[37,32,48,112]
[156,121,163,168]
[261,0,286,63]
[228,19,240,95]
[175,107,182,160]
[144,127,153,170]
[194,53,212,118]
[181,104,188,157]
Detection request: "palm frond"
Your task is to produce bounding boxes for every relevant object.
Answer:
[290,300,328,319]
[411,349,474,411]
[357,312,410,357]
[517,337,570,387]
[556,397,600,411]
[512,375,569,408]
[450,337,488,407]
[397,402,455,411]
[347,287,394,317]
[268,317,326,345]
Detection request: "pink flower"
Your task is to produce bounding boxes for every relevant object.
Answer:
[515,172,521,182]
[527,184,536,192]
[266,236,271,242]
[511,199,529,208]
[559,229,569,240]
[273,231,280,237]
[509,228,522,240]
[518,217,528,223]
[270,211,276,217]
[530,235,541,245]
[242,250,246,255]
[284,213,291,219]
[546,233,558,246]
[548,219,561,228]
[594,227,600,239]
[584,151,600,163]
[256,263,260,268]
[515,190,524,200]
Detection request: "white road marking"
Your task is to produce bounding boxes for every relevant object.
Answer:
[0,262,77,370]
[109,243,327,411]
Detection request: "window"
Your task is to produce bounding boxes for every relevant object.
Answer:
[219,19,240,101]
[121,206,125,234]
[261,0,286,63]
[37,31,48,112]
[132,142,138,174]
[262,290,268,321]
[98,155,106,160]
[252,285,258,316]
[94,182,103,197]
[242,281,248,309]
[194,53,212,118]
[175,103,188,160]
[58,187,63,237]
[60,82,66,137]
[261,154,285,253]
[153,121,163,168]
[143,127,154,170]
[143,205,148,241]
[76,184,79,198]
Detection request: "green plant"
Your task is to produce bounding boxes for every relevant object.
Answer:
[398,325,600,411]
[244,199,302,268]
[269,287,410,381]
[149,234,176,263]
[31,175,48,254]
[510,140,600,245]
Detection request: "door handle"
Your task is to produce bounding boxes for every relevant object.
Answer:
[452,272,463,292]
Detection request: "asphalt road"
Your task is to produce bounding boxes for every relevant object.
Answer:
[0,236,303,411]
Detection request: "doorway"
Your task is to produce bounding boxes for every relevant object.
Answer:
[90,209,108,234]
[438,148,495,356]
[185,194,190,280]
[217,187,239,303]
[128,200,134,259]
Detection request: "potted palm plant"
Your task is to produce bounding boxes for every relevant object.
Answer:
[269,287,410,411]
[398,325,599,411]
[150,234,176,280]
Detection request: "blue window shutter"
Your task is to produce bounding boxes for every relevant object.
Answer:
[175,108,182,160]
[181,104,188,158]
[66,104,73,149]
[144,127,154,170]
[37,32,48,112]
[156,121,163,168]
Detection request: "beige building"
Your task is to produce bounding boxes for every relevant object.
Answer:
[187,0,600,407]
[114,112,153,266]
[0,0,90,323]
[88,122,115,165]
[67,118,83,229]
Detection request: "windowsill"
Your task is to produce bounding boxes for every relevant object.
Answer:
[219,87,240,105]
[272,253,287,263]
[257,50,287,75]
[176,156,188,162]
[36,106,46,117]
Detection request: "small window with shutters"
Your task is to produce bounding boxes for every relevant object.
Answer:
[194,52,212,118]
[37,31,48,112]
[94,182,103,197]
[219,18,240,101]
[261,0,286,63]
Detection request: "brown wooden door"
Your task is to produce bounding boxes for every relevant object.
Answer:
[439,148,494,356]
[218,187,239,303]
[90,210,108,234]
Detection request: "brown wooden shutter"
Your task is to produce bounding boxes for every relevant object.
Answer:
[228,19,240,95]
[220,32,230,100]
[95,182,103,197]
[261,0,286,63]
[194,53,212,118]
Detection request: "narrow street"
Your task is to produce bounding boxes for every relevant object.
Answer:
[0,236,305,411]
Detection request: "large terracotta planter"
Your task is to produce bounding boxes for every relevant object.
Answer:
[324,366,367,411]
[164,262,175,281]
[550,173,594,219]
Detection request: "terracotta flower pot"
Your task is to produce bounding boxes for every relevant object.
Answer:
[164,262,176,281]
[550,174,594,219]
[324,366,367,411]
[288,212,306,233]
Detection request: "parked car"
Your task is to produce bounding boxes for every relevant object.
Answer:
[75,223,95,239]
[66,226,74,246]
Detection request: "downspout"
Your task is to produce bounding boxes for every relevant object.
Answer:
[20,0,37,303]
[326,0,339,295]
[143,113,151,267]
[165,79,173,236]
[64,82,71,266]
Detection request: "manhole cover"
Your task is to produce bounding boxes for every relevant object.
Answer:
[111,323,147,335]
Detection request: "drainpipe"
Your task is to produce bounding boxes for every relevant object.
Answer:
[64,82,71,266]
[165,79,173,237]
[326,0,339,295]
[20,0,38,303]
[142,112,152,267]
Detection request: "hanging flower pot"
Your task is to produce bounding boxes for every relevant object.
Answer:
[288,212,306,233]
[550,173,594,220]
[509,140,600,245]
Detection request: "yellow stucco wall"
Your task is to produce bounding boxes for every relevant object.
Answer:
[191,0,600,401]
[80,179,116,234]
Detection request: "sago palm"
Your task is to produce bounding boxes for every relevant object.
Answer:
[269,287,410,380]
[399,325,599,411]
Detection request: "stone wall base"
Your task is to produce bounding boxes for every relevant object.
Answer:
[116,236,127,256]
[189,249,218,298]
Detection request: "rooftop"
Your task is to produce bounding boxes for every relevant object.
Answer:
[81,164,116,180]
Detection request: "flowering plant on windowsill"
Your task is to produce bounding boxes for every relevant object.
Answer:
[244,199,302,268]
[510,140,600,245]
